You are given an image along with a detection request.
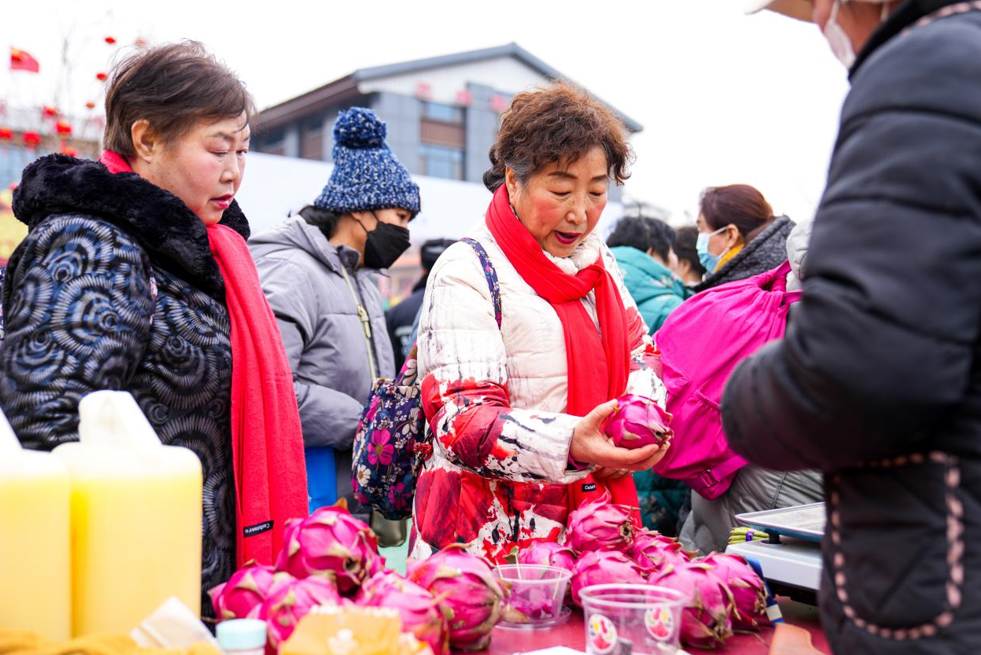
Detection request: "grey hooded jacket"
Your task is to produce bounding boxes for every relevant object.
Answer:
[250,215,395,506]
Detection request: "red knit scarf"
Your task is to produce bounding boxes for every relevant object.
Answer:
[485,185,639,513]
[101,151,308,568]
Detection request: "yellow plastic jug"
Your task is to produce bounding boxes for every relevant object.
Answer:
[0,410,71,639]
[53,391,203,636]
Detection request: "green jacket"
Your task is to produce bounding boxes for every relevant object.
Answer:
[611,246,690,334]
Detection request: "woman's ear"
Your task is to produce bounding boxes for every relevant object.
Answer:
[726,224,742,248]
[130,120,156,164]
[504,167,519,201]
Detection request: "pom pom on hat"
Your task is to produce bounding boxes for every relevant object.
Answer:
[314,107,420,215]
[333,107,387,149]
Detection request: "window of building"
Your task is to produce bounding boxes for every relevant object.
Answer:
[423,102,464,124]
[257,128,286,156]
[300,117,324,160]
[419,144,464,180]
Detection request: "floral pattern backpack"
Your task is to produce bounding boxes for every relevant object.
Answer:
[352,237,502,520]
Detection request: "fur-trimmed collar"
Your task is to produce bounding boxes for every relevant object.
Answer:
[12,154,251,302]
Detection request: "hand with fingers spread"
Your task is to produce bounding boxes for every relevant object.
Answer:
[570,399,670,473]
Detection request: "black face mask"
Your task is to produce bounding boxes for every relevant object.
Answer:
[363,219,411,270]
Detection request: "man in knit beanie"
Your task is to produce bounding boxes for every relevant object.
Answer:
[250,107,420,542]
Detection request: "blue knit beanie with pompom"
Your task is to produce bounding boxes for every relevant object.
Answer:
[313,107,420,215]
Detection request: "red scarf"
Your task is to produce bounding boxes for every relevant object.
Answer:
[485,185,640,514]
[101,151,308,568]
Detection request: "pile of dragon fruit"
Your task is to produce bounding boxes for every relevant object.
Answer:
[208,505,508,654]
[529,491,771,650]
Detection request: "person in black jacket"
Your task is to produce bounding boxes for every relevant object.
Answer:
[385,238,455,370]
[728,1,981,653]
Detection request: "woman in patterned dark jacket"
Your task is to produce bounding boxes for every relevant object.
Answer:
[0,42,308,617]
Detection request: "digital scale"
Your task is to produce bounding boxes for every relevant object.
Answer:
[725,502,825,605]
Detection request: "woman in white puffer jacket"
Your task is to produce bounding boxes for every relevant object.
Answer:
[410,83,669,562]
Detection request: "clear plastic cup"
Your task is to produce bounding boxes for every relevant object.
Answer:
[493,564,573,629]
[580,584,687,654]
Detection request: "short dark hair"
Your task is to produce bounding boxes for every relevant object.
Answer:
[699,184,774,242]
[607,216,675,261]
[483,81,633,192]
[103,41,257,158]
[674,225,706,277]
[420,239,456,271]
[298,205,342,238]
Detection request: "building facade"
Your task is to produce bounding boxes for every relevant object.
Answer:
[253,43,642,198]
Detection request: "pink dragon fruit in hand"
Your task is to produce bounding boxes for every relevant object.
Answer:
[604,394,673,449]
[571,550,647,608]
[256,576,342,648]
[275,504,383,594]
[357,571,450,655]
[630,529,691,576]
[407,544,509,651]
[208,563,293,621]
[650,561,735,649]
[517,542,576,574]
[566,490,637,553]
[701,553,770,630]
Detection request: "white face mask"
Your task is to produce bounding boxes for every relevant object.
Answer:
[823,0,856,69]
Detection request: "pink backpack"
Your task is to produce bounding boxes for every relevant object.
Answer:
[653,261,801,499]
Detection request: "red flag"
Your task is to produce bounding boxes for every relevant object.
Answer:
[10,47,39,73]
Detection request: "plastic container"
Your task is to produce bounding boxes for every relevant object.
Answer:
[53,391,203,636]
[579,584,687,655]
[493,564,572,629]
[217,618,268,655]
[0,409,71,639]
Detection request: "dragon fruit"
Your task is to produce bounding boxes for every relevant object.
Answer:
[357,571,451,655]
[650,561,734,649]
[256,576,342,648]
[630,530,691,576]
[208,563,293,621]
[407,544,509,651]
[275,504,383,594]
[571,550,647,608]
[516,542,576,574]
[701,553,770,631]
[603,394,673,449]
[565,491,636,553]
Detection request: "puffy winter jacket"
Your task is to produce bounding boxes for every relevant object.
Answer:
[0,154,243,617]
[250,215,395,510]
[411,222,664,562]
[611,246,689,334]
[722,3,981,653]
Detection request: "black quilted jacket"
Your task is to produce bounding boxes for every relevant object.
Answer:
[1,154,250,617]
[722,2,981,653]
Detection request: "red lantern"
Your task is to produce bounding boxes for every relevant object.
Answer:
[42,105,58,118]
[489,95,509,113]
[104,36,117,45]
[96,72,108,82]
[61,146,78,157]
[415,82,433,101]
[85,101,96,110]
[23,131,41,148]
[455,89,473,107]
[0,127,12,140]
[55,121,72,136]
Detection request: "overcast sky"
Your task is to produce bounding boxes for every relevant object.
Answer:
[1,0,850,224]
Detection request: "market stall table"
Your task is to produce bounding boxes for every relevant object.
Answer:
[480,598,830,655]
